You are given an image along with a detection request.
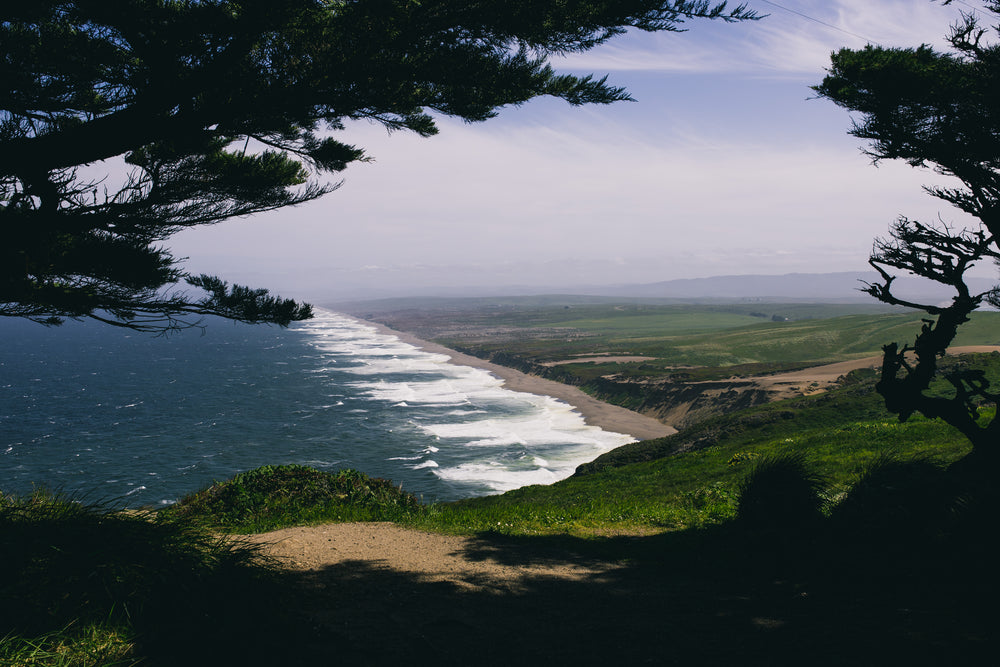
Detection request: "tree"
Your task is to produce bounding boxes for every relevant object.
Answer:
[1,0,758,333]
[814,0,1000,456]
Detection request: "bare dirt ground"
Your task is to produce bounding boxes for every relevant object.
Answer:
[240,523,821,665]
[246,522,616,591]
[236,519,982,666]
[749,345,1000,399]
[242,523,706,665]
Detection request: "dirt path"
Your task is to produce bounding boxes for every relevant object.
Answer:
[234,518,980,666]
[245,522,616,592]
[748,345,1000,398]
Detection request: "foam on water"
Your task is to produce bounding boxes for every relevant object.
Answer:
[1,308,636,505]
[298,310,635,496]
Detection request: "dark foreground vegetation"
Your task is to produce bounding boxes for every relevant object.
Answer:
[164,466,422,533]
[3,359,999,665]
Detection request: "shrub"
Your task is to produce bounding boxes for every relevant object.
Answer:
[830,451,950,540]
[735,453,826,530]
[165,465,423,531]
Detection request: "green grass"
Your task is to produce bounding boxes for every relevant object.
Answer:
[7,351,1000,664]
[435,307,1000,430]
[152,362,969,536]
[436,307,1000,370]
[402,361,989,536]
[0,489,303,667]
[146,363,985,541]
[8,362,991,551]
[131,358,989,550]
[0,622,135,667]
[404,413,974,536]
[162,465,424,533]
[534,310,766,336]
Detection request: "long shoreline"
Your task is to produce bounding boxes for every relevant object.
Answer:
[364,320,677,442]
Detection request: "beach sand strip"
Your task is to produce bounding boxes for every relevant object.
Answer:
[365,321,677,441]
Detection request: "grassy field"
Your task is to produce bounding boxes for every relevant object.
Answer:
[373,302,1000,427]
[430,307,1000,368]
[354,300,1000,387]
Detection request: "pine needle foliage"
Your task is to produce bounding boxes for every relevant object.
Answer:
[815,0,1000,456]
[1,0,759,333]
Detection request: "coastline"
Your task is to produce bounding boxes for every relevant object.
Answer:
[364,320,677,442]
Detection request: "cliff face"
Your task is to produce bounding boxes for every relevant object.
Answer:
[582,376,774,431]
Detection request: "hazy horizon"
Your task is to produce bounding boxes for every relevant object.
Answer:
[307,269,997,307]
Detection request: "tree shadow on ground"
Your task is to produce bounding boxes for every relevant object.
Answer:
[259,459,998,667]
[4,461,998,666]
[265,526,994,667]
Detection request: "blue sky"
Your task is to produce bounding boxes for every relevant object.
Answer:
[169,0,990,300]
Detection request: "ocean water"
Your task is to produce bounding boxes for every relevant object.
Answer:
[1,309,633,506]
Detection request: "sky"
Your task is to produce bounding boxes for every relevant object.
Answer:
[169,0,995,301]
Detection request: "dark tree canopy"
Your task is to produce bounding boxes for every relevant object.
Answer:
[814,0,1000,455]
[1,0,758,332]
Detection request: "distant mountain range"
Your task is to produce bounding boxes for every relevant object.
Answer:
[328,271,997,307]
[324,271,994,311]
[577,271,996,303]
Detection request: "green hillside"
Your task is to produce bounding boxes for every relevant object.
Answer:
[436,308,1000,368]
[359,301,1000,389]
[412,363,984,536]
[6,355,998,665]
[7,302,1000,665]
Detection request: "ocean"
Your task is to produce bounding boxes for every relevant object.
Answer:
[0,309,634,507]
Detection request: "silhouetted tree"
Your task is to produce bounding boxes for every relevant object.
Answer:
[814,0,1000,456]
[1,0,758,333]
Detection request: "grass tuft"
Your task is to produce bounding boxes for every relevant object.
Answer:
[0,622,136,667]
[735,453,827,530]
[829,451,950,538]
[163,464,423,532]
[0,489,288,666]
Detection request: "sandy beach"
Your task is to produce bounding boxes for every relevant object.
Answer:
[365,320,677,442]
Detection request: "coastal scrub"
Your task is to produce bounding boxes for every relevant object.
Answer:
[164,465,423,532]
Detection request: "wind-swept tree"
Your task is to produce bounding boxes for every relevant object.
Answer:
[1,0,758,333]
[814,0,1000,457]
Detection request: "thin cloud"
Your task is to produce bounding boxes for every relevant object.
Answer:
[168,1,987,296]
[557,0,964,76]
[173,115,959,275]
